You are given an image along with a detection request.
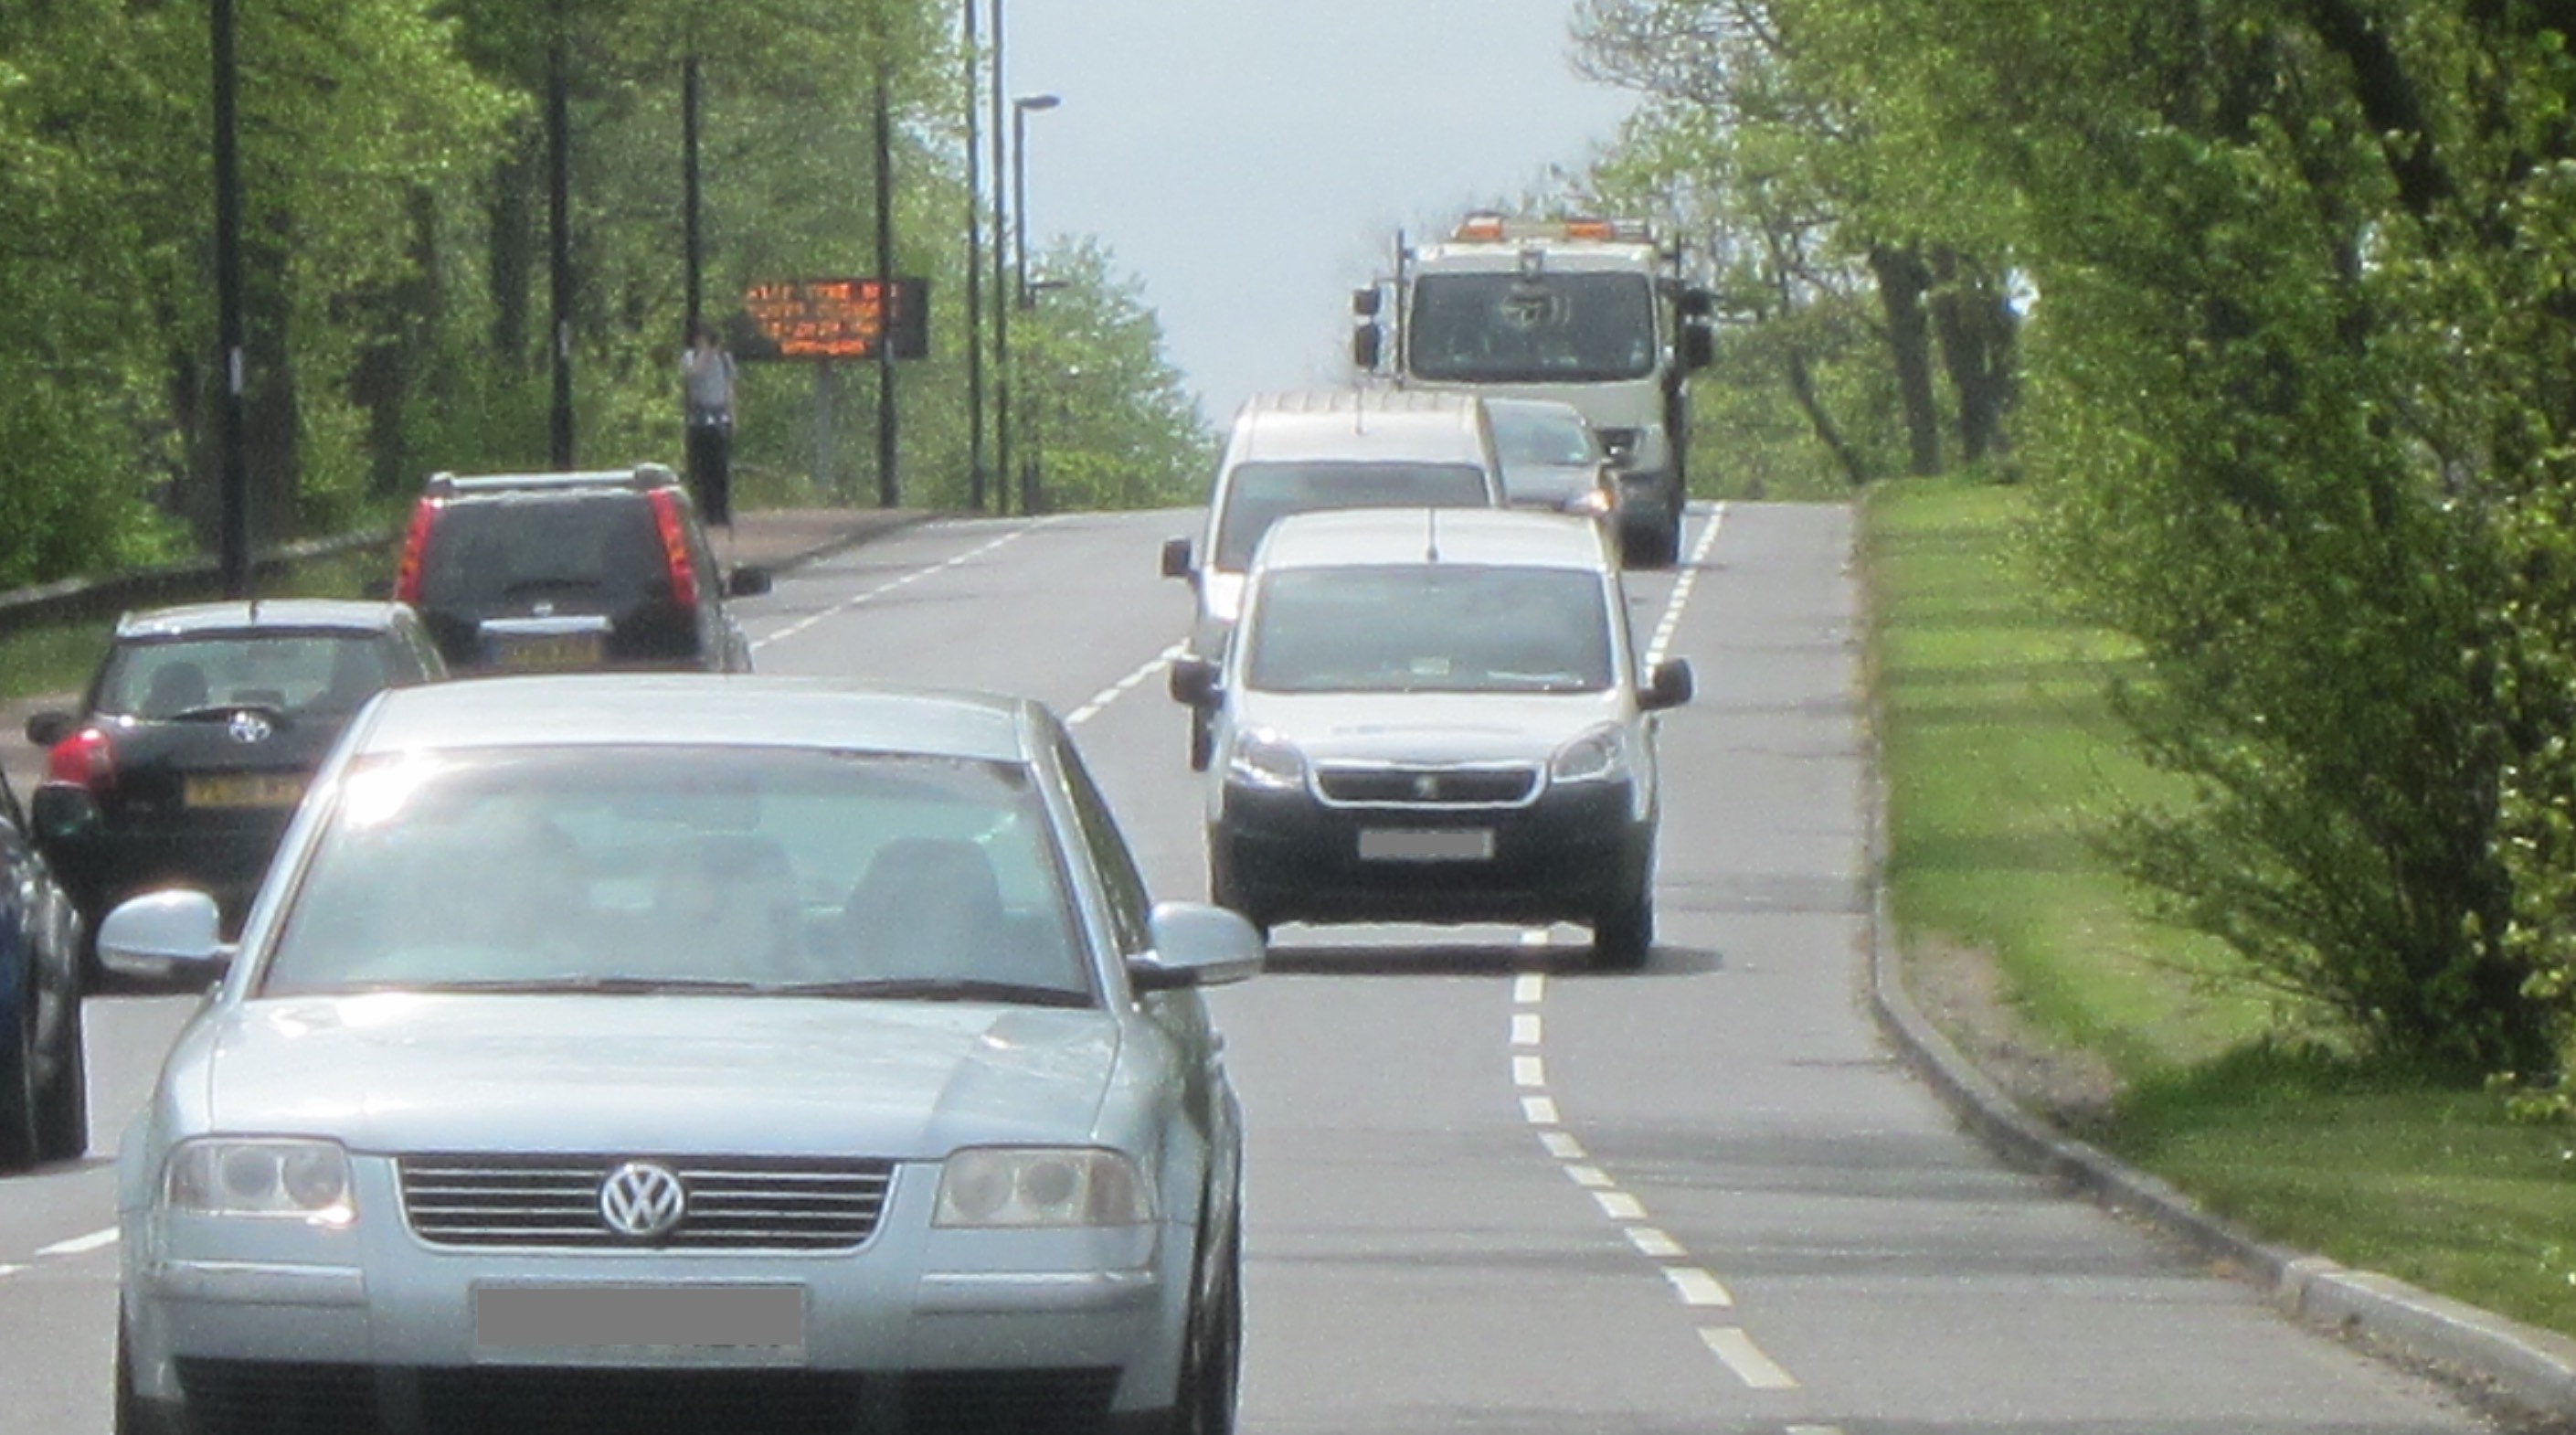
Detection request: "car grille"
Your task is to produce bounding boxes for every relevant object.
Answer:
[398,1153,896,1250]
[175,1361,1122,1435]
[1314,764,1540,808]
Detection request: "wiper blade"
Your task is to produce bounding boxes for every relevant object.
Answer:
[391,976,769,996]
[764,977,1089,1007]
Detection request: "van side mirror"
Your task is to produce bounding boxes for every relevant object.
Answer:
[1641,659,1695,711]
[1160,537,1195,580]
[1168,655,1221,709]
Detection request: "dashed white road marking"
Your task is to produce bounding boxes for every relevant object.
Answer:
[37,1228,117,1258]
[1066,642,1185,728]
[1626,1227,1685,1259]
[0,1265,23,1279]
[1590,1190,1646,1221]
[1564,1164,1615,1190]
[1788,1427,1850,1435]
[1511,1055,1546,1089]
[1700,1327,1800,1390]
[752,523,1044,650]
[1644,503,1725,669]
[1510,1013,1542,1047]
[1511,973,1547,1004]
[1519,1096,1560,1125]
[1663,1266,1734,1308]
[1538,1131,1585,1162]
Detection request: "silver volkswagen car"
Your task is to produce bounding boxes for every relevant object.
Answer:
[104,675,1262,1435]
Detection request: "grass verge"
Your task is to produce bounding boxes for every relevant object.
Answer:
[1864,473,2576,1338]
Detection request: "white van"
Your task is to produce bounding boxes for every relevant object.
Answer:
[1159,389,1505,767]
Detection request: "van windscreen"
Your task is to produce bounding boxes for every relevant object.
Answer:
[1214,462,1490,570]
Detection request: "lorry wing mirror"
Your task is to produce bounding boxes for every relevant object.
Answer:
[1352,324,1382,372]
[1352,285,1382,318]
[1161,536,1195,579]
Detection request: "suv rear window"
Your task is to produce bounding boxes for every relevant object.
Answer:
[416,494,672,609]
[1214,461,1491,570]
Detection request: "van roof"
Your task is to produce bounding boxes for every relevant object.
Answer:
[1227,389,1492,464]
[1252,506,1613,573]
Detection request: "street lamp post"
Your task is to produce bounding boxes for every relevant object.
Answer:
[962,0,986,512]
[1009,93,1058,515]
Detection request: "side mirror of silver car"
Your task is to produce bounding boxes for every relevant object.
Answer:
[1168,655,1221,709]
[1160,537,1194,580]
[1129,901,1266,991]
[1641,658,1695,711]
[99,889,235,983]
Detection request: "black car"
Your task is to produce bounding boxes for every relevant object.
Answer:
[393,465,771,675]
[0,763,85,1169]
[25,600,446,956]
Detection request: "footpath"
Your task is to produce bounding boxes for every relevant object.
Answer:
[0,505,928,798]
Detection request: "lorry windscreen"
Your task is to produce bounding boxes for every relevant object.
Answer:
[1214,462,1491,570]
[1408,271,1657,383]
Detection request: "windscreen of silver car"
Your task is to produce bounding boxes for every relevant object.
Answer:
[1244,566,1613,695]
[1408,271,1658,384]
[99,633,399,720]
[259,746,1090,1003]
[1211,462,1494,571]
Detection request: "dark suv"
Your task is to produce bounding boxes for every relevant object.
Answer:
[393,465,770,674]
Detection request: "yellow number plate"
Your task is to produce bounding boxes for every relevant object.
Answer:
[494,632,607,671]
[183,773,306,809]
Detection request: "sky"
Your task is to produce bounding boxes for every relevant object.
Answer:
[1005,1,1642,426]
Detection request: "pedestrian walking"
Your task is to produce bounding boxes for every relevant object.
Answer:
[681,320,738,526]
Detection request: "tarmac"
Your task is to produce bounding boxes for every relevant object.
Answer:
[5,501,2574,1423]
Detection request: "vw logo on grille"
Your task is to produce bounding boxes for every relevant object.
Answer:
[598,1161,687,1240]
[226,710,273,745]
[1412,773,1440,801]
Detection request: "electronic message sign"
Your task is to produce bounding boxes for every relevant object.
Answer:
[737,277,928,362]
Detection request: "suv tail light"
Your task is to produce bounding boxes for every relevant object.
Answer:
[47,727,114,793]
[392,496,440,604]
[647,488,700,608]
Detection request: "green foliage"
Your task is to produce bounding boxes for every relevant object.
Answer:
[1015,239,1217,512]
[0,0,1208,589]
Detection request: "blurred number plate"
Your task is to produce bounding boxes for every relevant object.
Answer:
[182,773,305,809]
[1358,827,1494,862]
[475,1283,805,1353]
[493,632,605,671]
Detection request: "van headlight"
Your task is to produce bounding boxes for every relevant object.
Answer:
[935,1148,1153,1228]
[1550,725,1633,784]
[164,1138,356,1226]
[1226,729,1308,792]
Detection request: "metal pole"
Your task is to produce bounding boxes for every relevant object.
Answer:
[212,0,251,597]
[962,0,986,512]
[1010,95,1057,515]
[873,52,898,509]
[989,0,1010,515]
[546,0,575,469]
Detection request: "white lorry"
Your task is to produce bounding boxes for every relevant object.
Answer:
[1352,214,1713,566]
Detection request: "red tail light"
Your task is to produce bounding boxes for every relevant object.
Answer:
[47,727,113,792]
[647,488,700,608]
[392,496,440,604]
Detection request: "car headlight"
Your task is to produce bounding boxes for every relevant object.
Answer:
[1226,728,1307,792]
[1550,725,1633,784]
[164,1138,356,1226]
[934,1148,1153,1228]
